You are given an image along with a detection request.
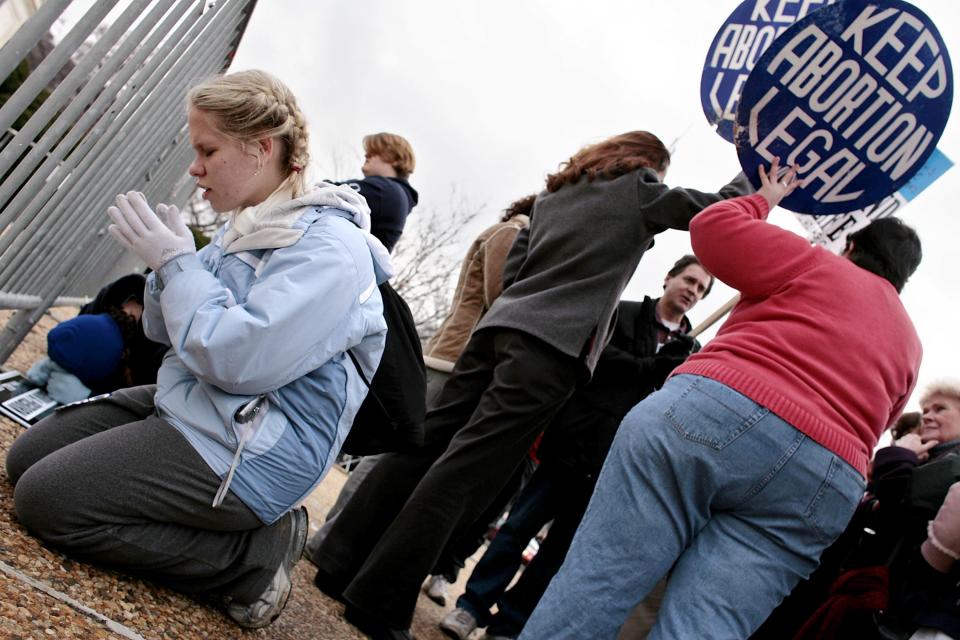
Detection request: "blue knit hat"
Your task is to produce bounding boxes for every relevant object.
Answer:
[47,313,123,384]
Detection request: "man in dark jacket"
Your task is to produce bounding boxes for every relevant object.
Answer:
[439,255,714,640]
[334,132,418,252]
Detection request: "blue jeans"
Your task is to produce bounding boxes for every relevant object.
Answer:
[520,375,865,640]
[459,464,555,626]
[458,459,584,636]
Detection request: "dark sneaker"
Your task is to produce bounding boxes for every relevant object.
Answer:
[344,603,417,640]
[313,565,348,603]
[439,607,478,640]
[423,574,450,606]
[304,526,325,567]
[227,506,308,629]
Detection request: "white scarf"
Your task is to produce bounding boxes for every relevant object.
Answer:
[220,176,394,278]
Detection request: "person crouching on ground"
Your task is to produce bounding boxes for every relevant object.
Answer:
[5,69,390,629]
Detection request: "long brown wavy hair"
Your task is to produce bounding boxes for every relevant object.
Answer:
[545,131,670,193]
[501,131,670,222]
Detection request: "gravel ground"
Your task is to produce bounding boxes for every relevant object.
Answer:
[0,309,482,640]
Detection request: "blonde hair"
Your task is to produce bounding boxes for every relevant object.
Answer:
[920,380,960,407]
[363,132,416,179]
[187,70,310,196]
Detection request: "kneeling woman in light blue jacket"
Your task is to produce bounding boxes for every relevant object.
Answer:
[6,70,390,629]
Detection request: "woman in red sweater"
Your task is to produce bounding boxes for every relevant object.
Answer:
[520,158,923,640]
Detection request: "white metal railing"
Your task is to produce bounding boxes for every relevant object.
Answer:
[0,0,258,360]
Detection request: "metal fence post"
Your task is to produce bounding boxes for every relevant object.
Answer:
[0,0,258,361]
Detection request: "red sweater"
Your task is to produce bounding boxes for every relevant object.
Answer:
[676,194,921,477]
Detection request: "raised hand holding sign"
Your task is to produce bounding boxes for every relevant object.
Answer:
[757,156,803,208]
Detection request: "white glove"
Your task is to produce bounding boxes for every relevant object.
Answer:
[107,191,195,271]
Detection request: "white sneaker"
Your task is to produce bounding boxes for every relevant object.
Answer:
[424,574,450,606]
[227,507,308,628]
[439,607,478,640]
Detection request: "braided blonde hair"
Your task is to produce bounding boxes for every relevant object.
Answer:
[187,70,310,197]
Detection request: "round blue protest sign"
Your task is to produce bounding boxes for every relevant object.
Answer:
[700,0,835,142]
[735,0,953,214]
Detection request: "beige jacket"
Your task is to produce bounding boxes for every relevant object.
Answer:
[423,215,529,370]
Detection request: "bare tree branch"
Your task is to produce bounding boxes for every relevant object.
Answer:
[314,143,361,183]
[392,187,485,340]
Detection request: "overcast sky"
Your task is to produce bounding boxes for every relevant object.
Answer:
[229,0,959,413]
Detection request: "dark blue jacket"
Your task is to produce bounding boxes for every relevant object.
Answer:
[336,176,418,252]
[536,296,697,478]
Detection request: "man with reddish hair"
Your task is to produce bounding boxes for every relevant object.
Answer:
[334,132,418,252]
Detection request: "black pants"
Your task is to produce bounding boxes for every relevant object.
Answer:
[313,328,579,628]
[460,459,596,637]
[432,456,532,582]
[6,385,293,602]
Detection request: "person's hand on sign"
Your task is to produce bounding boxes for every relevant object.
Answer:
[757,157,801,210]
[895,431,938,462]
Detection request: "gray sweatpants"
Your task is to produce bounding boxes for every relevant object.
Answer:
[5,385,293,603]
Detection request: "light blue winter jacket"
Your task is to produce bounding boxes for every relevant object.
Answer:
[143,189,389,524]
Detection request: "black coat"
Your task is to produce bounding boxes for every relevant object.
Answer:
[873,443,960,638]
[536,296,698,478]
[334,176,419,252]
